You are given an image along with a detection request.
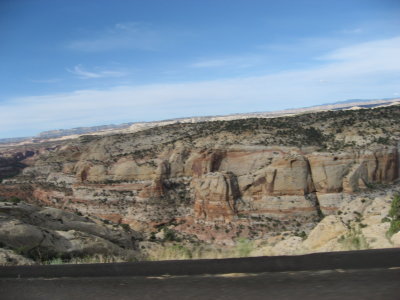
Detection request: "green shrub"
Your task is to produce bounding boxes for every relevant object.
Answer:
[14,245,30,255]
[46,257,63,265]
[164,229,181,242]
[147,244,192,261]
[338,228,369,250]
[388,195,400,219]
[9,196,21,204]
[120,223,130,232]
[387,195,400,237]
[388,220,400,237]
[365,182,375,189]
[295,231,307,240]
[235,238,253,257]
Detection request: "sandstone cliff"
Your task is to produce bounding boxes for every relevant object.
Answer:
[1,105,400,247]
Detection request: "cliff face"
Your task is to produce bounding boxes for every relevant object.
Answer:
[1,106,400,243]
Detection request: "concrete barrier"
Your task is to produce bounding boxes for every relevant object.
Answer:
[1,248,400,279]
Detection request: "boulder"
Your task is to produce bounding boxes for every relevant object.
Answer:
[270,236,303,255]
[303,215,348,251]
[391,231,400,246]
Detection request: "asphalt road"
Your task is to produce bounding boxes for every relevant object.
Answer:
[1,249,400,300]
[1,268,400,300]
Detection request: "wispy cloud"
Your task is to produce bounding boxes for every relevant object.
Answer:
[317,36,400,72]
[67,65,128,79]
[1,36,400,138]
[258,36,355,55]
[68,22,161,52]
[338,28,363,34]
[190,56,261,68]
[191,59,230,68]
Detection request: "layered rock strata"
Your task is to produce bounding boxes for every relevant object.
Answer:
[1,106,400,243]
[1,144,398,241]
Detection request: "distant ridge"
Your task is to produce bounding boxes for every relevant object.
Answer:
[1,97,399,145]
[319,97,399,106]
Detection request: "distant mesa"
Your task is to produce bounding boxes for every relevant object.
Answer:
[0,97,399,145]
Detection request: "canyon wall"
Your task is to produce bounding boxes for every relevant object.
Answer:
[1,106,400,243]
[2,143,398,241]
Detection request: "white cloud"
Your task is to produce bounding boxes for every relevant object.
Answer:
[67,65,128,79]
[1,36,400,138]
[68,22,161,52]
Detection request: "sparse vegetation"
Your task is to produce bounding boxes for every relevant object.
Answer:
[295,231,307,240]
[163,228,181,242]
[120,223,131,232]
[338,228,369,250]
[235,238,253,257]
[45,257,63,265]
[6,196,21,204]
[387,195,400,237]
[43,254,132,265]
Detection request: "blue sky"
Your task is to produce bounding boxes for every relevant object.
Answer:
[0,0,399,138]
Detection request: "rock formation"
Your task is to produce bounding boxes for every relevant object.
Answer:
[0,201,141,264]
[0,105,399,248]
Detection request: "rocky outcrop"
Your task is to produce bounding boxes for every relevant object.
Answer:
[193,172,240,222]
[0,201,141,264]
[302,215,348,251]
[310,148,399,194]
[309,147,399,214]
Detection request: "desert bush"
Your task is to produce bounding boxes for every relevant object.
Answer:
[147,244,193,261]
[8,196,21,204]
[387,195,400,237]
[338,228,369,250]
[120,223,131,232]
[235,238,253,257]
